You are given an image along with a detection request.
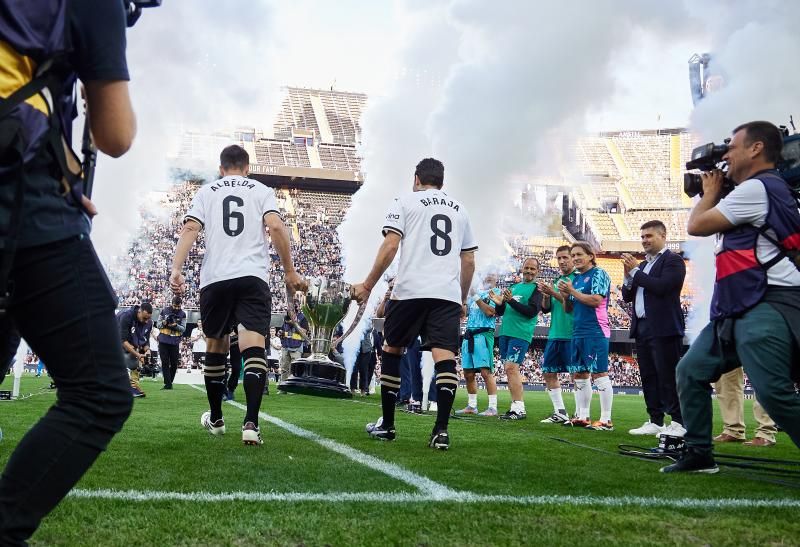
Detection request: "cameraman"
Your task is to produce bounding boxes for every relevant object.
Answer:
[157,295,186,390]
[117,302,154,397]
[278,303,308,386]
[663,121,800,474]
[0,1,136,542]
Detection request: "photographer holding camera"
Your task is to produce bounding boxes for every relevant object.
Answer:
[117,302,154,397]
[663,121,800,474]
[157,295,187,390]
[0,0,137,542]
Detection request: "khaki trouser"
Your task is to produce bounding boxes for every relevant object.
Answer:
[714,368,777,442]
[129,368,142,391]
[280,348,302,383]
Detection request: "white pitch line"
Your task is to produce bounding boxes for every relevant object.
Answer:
[188,384,456,498]
[67,488,800,510]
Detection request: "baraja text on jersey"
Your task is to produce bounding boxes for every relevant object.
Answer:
[419,197,459,211]
[210,180,257,191]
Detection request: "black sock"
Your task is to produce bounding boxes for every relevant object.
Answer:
[379,352,402,430]
[434,359,458,433]
[204,353,227,421]
[242,346,268,425]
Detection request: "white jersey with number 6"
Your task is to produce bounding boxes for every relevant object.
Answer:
[382,188,478,304]
[184,175,281,289]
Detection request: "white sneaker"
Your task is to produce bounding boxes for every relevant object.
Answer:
[428,401,438,412]
[629,421,664,436]
[663,421,686,437]
[201,411,226,436]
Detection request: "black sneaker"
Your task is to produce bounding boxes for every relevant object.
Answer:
[429,430,450,450]
[499,410,527,420]
[660,449,719,474]
[366,418,396,441]
[395,398,410,407]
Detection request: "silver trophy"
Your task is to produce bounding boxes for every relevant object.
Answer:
[278,277,365,398]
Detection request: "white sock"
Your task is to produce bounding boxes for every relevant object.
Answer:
[574,379,591,419]
[595,376,613,422]
[467,393,478,408]
[548,387,565,414]
[488,394,497,410]
[511,400,526,413]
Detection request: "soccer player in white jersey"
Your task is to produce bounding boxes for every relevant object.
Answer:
[352,158,477,450]
[170,145,306,445]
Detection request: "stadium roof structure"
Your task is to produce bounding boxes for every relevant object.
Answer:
[172,87,699,248]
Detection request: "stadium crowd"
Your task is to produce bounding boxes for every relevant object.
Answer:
[106,180,705,391]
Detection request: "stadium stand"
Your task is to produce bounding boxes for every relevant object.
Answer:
[112,88,715,385]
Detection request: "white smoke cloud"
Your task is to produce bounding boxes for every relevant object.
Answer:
[89,1,281,262]
[340,1,695,283]
[426,1,693,270]
[690,1,800,140]
[337,0,698,366]
[336,2,462,371]
[686,0,800,337]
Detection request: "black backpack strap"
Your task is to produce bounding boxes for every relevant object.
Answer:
[0,75,51,118]
[0,148,28,316]
[755,224,800,271]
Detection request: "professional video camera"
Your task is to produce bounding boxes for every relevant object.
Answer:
[683,140,733,198]
[684,123,800,198]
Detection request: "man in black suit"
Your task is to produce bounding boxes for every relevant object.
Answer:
[621,220,687,437]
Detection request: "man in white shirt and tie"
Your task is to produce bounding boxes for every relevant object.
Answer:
[621,220,687,437]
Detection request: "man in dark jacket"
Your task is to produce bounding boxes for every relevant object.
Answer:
[117,303,154,397]
[622,221,686,437]
[157,296,187,390]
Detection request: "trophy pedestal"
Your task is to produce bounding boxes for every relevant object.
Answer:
[278,356,353,399]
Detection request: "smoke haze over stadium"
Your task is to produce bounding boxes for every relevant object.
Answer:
[82,1,800,347]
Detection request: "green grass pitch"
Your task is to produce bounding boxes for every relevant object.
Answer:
[2,376,799,546]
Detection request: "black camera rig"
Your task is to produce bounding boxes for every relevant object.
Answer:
[684,122,800,198]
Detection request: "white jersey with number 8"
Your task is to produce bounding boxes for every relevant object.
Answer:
[184,175,281,289]
[382,188,478,304]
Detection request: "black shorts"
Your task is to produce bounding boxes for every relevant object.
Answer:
[199,276,271,339]
[384,298,461,354]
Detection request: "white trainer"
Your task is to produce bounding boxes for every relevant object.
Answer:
[629,421,664,436]
[201,411,226,436]
[428,401,438,412]
[663,421,686,437]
